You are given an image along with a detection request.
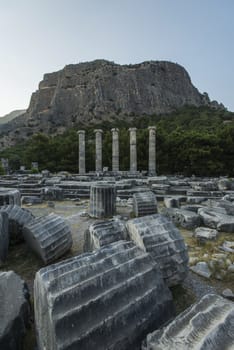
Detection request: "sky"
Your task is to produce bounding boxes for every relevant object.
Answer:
[0,0,234,116]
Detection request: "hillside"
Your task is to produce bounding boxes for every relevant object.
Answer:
[0,59,225,148]
[1,106,233,176]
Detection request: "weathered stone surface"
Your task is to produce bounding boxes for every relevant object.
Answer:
[89,183,116,218]
[42,187,64,201]
[0,60,222,148]
[0,188,21,206]
[164,197,180,208]
[0,205,34,244]
[0,271,30,350]
[84,218,127,251]
[126,214,189,286]
[0,212,8,264]
[194,227,218,242]
[142,294,234,350]
[133,191,158,217]
[21,196,43,204]
[198,207,234,232]
[23,213,72,264]
[190,261,212,278]
[34,240,175,350]
[164,208,200,229]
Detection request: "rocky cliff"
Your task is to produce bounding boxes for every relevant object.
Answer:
[0,59,224,148]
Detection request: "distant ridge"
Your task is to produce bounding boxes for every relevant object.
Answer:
[0,109,26,125]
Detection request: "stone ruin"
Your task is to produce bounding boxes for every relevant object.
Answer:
[126,214,189,286]
[89,183,116,218]
[34,240,174,350]
[0,212,8,264]
[133,191,158,217]
[0,171,234,348]
[23,213,72,264]
[0,271,30,350]
[83,218,127,252]
[142,293,234,350]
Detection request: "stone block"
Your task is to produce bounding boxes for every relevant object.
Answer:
[84,218,127,252]
[142,294,234,350]
[126,214,189,286]
[34,240,174,350]
[23,213,72,264]
[0,212,8,264]
[0,188,21,206]
[0,205,34,244]
[133,191,158,217]
[89,183,116,218]
[0,271,30,350]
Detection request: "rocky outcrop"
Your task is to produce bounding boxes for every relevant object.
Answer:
[142,294,234,350]
[0,271,30,350]
[0,60,224,148]
[34,240,174,350]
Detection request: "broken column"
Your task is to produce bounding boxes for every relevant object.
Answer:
[0,212,9,264]
[0,271,30,349]
[34,240,175,350]
[142,293,234,350]
[111,128,119,172]
[89,183,116,218]
[23,213,72,264]
[126,214,189,286]
[148,126,156,175]
[129,127,137,172]
[0,188,21,206]
[84,218,127,252]
[0,205,34,244]
[77,130,86,174]
[94,129,103,172]
[133,191,158,217]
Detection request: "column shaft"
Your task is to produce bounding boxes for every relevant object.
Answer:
[78,130,86,174]
[94,129,103,172]
[148,126,156,175]
[129,128,137,172]
[111,128,119,172]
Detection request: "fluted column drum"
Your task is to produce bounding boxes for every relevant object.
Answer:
[89,184,116,218]
[77,130,86,174]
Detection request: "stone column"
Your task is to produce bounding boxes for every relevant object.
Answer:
[77,130,86,174]
[148,126,156,175]
[94,129,103,173]
[129,128,137,172]
[111,128,119,172]
[89,184,116,218]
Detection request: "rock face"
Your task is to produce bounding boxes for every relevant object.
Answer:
[126,214,189,286]
[0,59,223,148]
[34,240,175,350]
[142,294,234,350]
[0,271,30,350]
[23,213,72,264]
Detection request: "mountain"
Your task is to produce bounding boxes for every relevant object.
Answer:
[0,109,26,125]
[0,59,225,148]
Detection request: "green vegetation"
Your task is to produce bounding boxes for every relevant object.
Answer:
[1,106,234,176]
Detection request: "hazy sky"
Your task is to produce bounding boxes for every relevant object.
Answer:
[0,0,233,116]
